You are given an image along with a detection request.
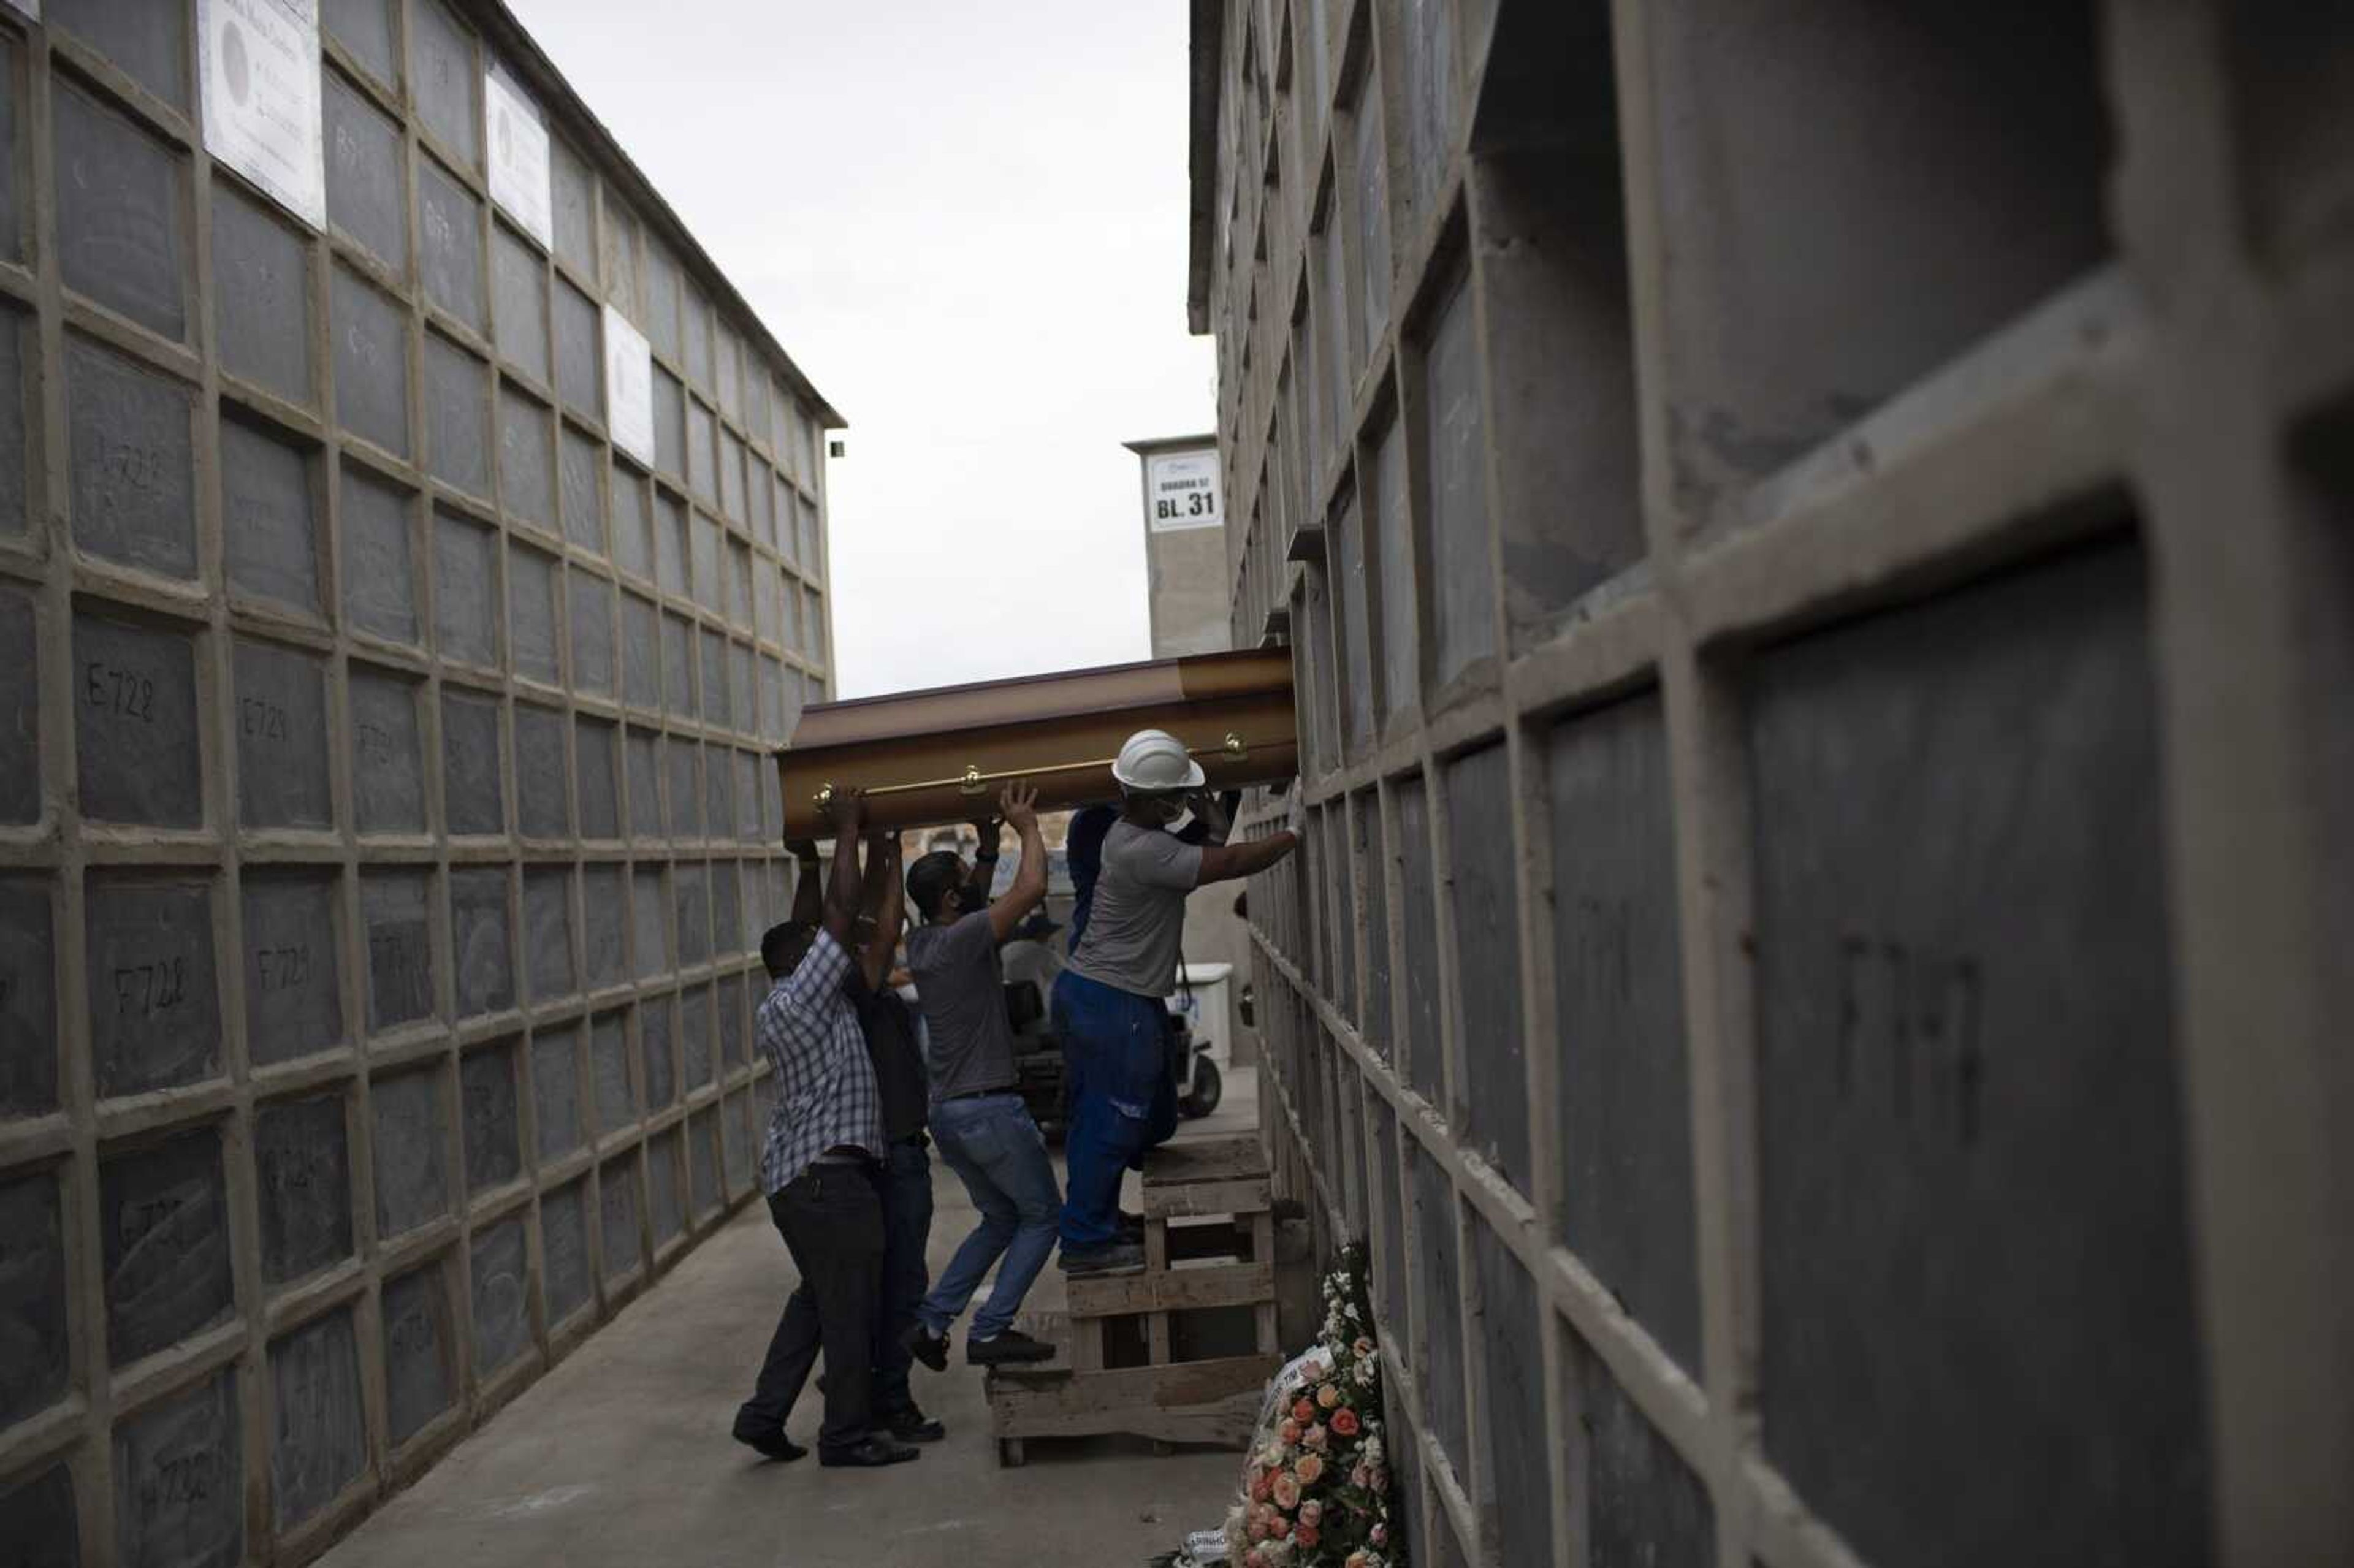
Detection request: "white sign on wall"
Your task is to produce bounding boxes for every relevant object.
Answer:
[484,61,554,249]
[199,0,325,230]
[1146,447,1224,532]
[603,304,655,466]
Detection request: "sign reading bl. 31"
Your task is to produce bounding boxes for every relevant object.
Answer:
[1147,448,1223,533]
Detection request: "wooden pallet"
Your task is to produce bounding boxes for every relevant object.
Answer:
[988,1135,1282,1466]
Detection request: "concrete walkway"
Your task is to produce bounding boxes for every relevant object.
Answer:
[319,1073,1262,1568]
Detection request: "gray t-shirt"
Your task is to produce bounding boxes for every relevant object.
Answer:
[905,911,1018,1100]
[1066,821,1202,998]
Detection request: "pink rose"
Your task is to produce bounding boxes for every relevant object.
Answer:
[1295,1523,1320,1549]
[1317,1383,1341,1410]
[1350,1463,1370,1489]
[1296,1453,1325,1485]
[1330,1407,1361,1437]
[1293,1398,1317,1423]
[1245,1551,1268,1568]
[1246,1518,1270,1543]
[1270,1514,1290,1539]
[1272,1472,1301,1510]
[1279,1418,1301,1444]
[1299,1500,1323,1527]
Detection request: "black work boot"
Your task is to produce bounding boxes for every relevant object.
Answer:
[731,1415,809,1463]
[820,1435,921,1468]
[880,1402,947,1442]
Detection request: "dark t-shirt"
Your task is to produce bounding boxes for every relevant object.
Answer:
[845,969,928,1143]
[906,910,1019,1100]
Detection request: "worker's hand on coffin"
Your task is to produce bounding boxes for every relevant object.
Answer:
[1000,782,1040,835]
[823,785,866,835]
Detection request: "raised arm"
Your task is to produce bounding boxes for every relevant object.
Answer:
[1195,830,1299,886]
[819,789,867,945]
[987,782,1050,942]
[856,832,904,991]
[785,839,824,929]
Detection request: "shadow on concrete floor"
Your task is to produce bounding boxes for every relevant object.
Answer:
[316,1071,1265,1568]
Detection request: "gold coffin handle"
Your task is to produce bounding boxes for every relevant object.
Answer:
[813,734,1252,814]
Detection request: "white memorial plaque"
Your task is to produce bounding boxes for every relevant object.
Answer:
[604,305,655,467]
[484,61,553,249]
[199,0,326,230]
[1146,448,1224,532]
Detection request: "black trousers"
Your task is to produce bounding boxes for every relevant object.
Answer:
[739,1163,884,1453]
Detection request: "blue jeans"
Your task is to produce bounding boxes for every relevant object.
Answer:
[871,1138,933,1415]
[1054,970,1179,1249]
[918,1094,1062,1339]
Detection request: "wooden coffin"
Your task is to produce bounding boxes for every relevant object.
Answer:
[777,648,1297,840]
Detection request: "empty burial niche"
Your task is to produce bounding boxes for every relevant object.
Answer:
[381,1257,456,1448]
[349,664,426,835]
[243,873,345,1066]
[74,611,203,828]
[542,1178,595,1324]
[1569,1332,1718,1566]
[1465,2,1643,642]
[113,1367,244,1568]
[449,865,515,1019]
[360,869,436,1033]
[0,878,58,1117]
[371,1062,452,1239]
[0,1170,67,1426]
[1412,265,1499,695]
[268,1307,367,1531]
[233,637,332,831]
[1546,691,1701,1377]
[441,688,506,837]
[85,877,221,1099]
[1645,1,2109,520]
[101,1126,235,1366]
[1744,540,2205,1567]
[254,1091,355,1286]
[221,413,324,616]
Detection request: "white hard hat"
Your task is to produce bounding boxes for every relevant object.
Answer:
[1111,728,1205,792]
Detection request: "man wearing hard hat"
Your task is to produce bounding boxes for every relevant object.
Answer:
[1051,730,1303,1273]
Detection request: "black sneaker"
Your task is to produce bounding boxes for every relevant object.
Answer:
[731,1418,808,1464]
[901,1321,950,1373]
[1057,1239,1146,1276]
[967,1328,1059,1366]
[880,1404,947,1442]
[1119,1209,1146,1241]
[820,1435,920,1468]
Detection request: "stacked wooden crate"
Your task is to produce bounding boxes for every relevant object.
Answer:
[987,1135,1284,1466]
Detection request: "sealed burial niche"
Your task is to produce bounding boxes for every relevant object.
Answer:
[7,0,832,1558]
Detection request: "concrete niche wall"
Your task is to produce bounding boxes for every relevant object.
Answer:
[1206,3,2354,1567]
[0,2,840,1563]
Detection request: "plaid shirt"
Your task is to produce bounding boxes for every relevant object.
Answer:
[754,930,883,1193]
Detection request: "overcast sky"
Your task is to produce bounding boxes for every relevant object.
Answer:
[507,0,1215,701]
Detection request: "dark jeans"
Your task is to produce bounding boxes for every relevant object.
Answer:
[871,1137,933,1416]
[1054,970,1179,1249]
[739,1163,884,1454]
[918,1094,1062,1338]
